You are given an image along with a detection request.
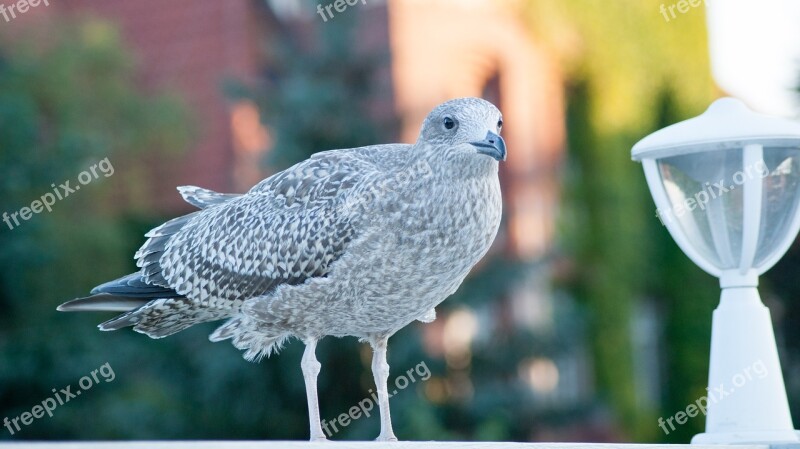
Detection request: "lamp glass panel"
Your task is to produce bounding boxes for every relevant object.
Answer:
[754,147,800,268]
[657,149,744,270]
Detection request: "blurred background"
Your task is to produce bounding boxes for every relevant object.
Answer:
[1,0,799,443]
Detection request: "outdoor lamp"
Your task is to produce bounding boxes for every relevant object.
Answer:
[632,97,800,444]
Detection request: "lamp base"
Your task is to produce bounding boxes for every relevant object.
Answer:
[694,287,797,445]
[692,429,800,445]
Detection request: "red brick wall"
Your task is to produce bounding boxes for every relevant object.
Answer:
[58,0,260,211]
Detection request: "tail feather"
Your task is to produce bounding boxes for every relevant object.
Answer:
[57,294,149,312]
[59,272,219,339]
[99,297,231,338]
[98,310,143,331]
[209,317,242,342]
[90,272,181,298]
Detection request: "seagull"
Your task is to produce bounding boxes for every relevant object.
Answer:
[58,97,506,441]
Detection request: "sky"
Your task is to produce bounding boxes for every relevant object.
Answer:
[706,0,800,118]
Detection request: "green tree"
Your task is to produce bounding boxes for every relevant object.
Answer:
[0,18,192,440]
[522,0,718,441]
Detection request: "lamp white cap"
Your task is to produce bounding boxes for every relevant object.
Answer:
[632,97,800,161]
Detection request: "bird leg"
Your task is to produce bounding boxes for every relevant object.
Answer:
[370,335,398,441]
[301,338,326,441]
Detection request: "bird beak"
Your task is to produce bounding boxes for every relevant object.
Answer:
[470,131,506,161]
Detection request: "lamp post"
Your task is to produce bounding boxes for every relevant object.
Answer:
[632,97,800,444]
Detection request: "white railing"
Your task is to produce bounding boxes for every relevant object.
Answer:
[0,442,773,449]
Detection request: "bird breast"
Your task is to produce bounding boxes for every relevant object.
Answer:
[266,168,502,338]
[354,169,501,305]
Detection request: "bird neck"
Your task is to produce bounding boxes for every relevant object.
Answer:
[428,152,499,181]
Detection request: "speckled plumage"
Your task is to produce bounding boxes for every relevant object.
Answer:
[59,97,506,441]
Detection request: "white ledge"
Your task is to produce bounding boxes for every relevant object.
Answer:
[0,442,777,449]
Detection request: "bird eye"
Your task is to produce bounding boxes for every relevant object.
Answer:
[497,119,503,131]
[443,116,457,130]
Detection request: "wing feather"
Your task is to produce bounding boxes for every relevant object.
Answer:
[138,148,384,312]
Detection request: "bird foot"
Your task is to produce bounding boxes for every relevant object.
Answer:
[309,436,328,442]
[376,434,398,442]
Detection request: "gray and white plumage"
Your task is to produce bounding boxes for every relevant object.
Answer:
[58,97,506,441]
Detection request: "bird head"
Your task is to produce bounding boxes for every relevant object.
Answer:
[417,97,506,164]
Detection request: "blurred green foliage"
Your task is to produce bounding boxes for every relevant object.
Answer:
[523,0,719,442]
[0,17,201,439]
[227,11,396,171]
